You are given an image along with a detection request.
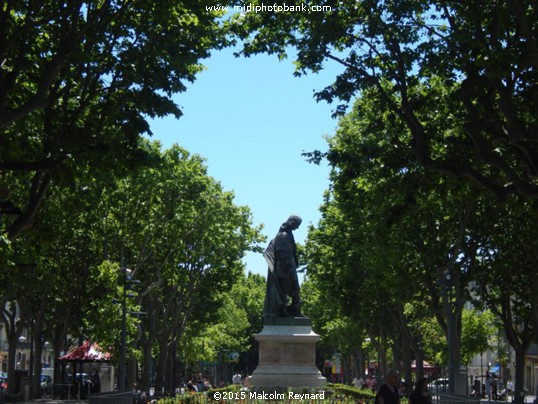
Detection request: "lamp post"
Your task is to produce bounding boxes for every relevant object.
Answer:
[116,267,143,391]
[17,336,27,370]
[43,341,49,367]
[118,267,134,391]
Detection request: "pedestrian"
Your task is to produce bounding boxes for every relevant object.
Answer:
[366,374,377,392]
[409,377,432,404]
[232,371,242,385]
[90,369,101,393]
[473,378,481,397]
[196,374,207,392]
[486,373,493,401]
[187,380,197,393]
[203,378,211,391]
[353,375,365,389]
[507,379,514,399]
[376,369,401,404]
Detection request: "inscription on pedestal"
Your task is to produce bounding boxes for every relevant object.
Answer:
[249,323,327,388]
[259,341,314,366]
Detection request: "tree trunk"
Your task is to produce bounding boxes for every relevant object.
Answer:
[31,303,48,399]
[166,344,176,392]
[6,333,18,397]
[139,297,157,392]
[155,334,170,391]
[2,301,25,398]
[397,305,414,388]
[513,344,527,404]
[127,358,138,389]
[439,273,464,394]
[354,344,365,378]
[415,346,424,380]
[32,335,44,399]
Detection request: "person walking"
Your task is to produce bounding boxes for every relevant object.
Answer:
[232,372,242,385]
[486,373,493,401]
[409,377,432,404]
[376,369,401,404]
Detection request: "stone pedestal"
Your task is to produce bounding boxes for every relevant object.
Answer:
[248,317,326,388]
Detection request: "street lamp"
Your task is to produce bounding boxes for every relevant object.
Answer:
[43,341,50,367]
[17,336,26,370]
[117,267,139,391]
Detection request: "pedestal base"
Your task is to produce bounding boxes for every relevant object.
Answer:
[248,318,326,388]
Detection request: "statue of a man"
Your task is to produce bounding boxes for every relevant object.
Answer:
[262,215,304,318]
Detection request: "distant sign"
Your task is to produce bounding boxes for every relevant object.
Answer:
[228,352,239,363]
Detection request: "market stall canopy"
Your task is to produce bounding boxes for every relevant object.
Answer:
[59,340,111,361]
[489,364,500,374]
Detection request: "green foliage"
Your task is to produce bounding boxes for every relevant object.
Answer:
[0,139,263,391]
[229,0,538,200]
[460,309,496,365]
[83,141,264,388]
[83,261,143,361]
[404,302,446,365]
[326,383,376,401]
[180,271,265,372]
[1,0,235,240]
[0,232,15,289]
[300,69,527,381]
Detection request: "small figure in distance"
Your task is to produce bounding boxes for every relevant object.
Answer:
[353,374,365,389]
[232,371,242,385]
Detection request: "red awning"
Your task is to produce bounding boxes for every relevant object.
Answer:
[59,340,111,361]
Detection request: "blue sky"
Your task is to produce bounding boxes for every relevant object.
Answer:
[149,47,344,278]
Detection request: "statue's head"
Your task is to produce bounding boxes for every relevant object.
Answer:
[285,215,302,230]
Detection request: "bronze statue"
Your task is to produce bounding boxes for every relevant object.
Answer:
[262,215,305,318]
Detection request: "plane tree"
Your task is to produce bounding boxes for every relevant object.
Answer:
[0,0,232,241]
[469,198,538,403]
[0,140,263,394]
[230,0,537,198]
[0,162,121,398]
[231,272,267,375]
[303,182,415,383]
[85,142,263,391]
[301,253,369,383]
[303,86,500,392]
[180,271,266,382]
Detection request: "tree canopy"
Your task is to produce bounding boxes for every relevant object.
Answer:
[1,0,231,240]
[230,0,537,200]
[302,78,537,395]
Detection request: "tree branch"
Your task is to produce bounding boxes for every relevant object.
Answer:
[7,171,52,240]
